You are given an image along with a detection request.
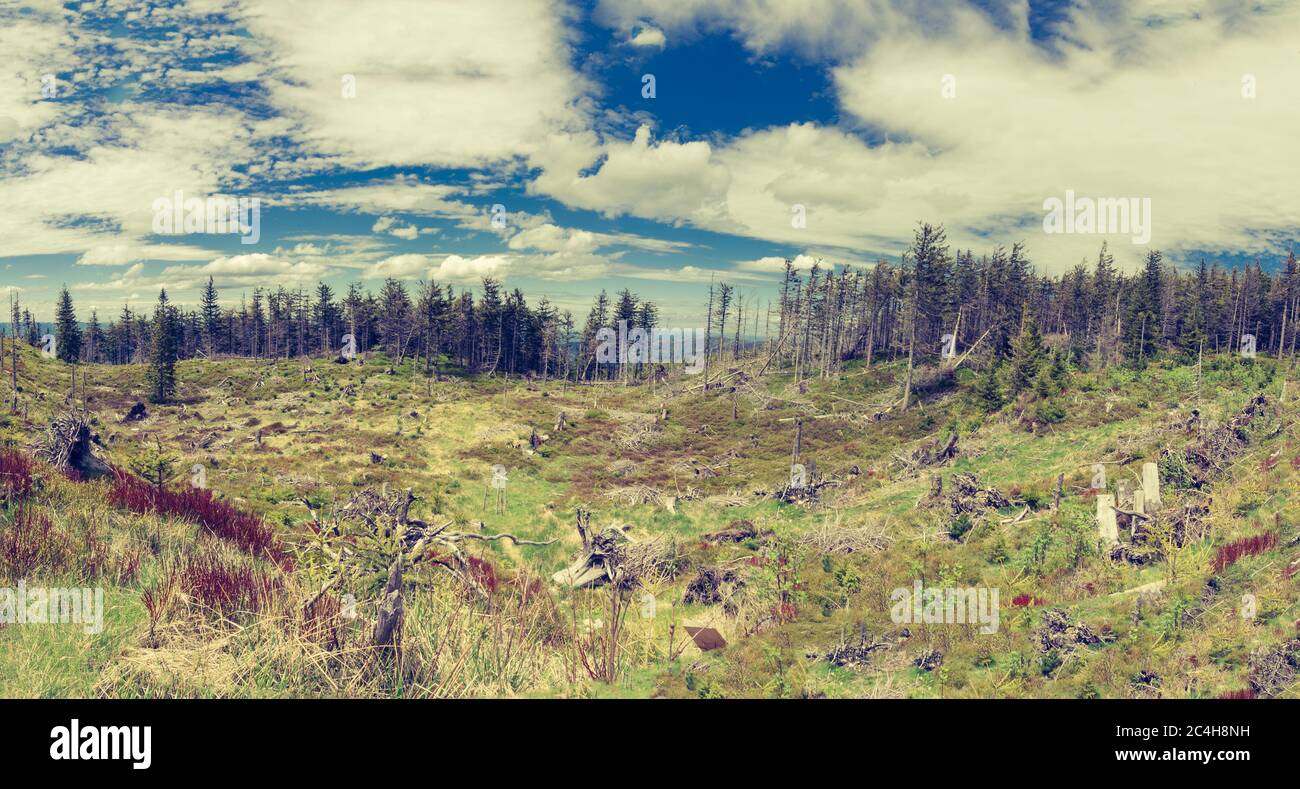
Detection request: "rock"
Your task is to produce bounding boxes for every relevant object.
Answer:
[683,626,727,651]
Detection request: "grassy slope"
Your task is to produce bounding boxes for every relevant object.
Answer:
[1,342,1297,698]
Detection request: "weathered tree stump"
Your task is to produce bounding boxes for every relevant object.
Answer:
[1141,462,1161,508]
[1097,494,1119,546]
[372,555,404,650]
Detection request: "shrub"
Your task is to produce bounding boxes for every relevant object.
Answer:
[1158,448,1196,490]
[0,503,73,578]
[0,450,35,503]
[109,471,286,564]
[1031,398,1066,425]
[180,551,284,619]
[1211,531,1278,574]
[948,514,973,540]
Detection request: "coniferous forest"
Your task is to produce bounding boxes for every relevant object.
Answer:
[17,229,1300,393]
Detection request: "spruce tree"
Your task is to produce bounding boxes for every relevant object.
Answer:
[146,289,177,403]
[86,310,103,363]
[1124,250,1164,363]
[971,363,1004,412]
[314,282,338,355]
[1008,307,1045,395]
[54,286,82,363]
[119,304,137,363]
[200,276,221,354]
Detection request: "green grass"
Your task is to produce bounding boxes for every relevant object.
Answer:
[2,343,1298,698]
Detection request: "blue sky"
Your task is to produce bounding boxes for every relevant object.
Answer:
[1,0,1297,323]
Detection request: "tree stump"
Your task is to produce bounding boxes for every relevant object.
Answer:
[372,555,404,651]
[1097,494,1119,547]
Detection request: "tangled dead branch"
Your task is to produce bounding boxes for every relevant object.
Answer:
[1181,395,1281,486]
[1035,608,1109,664]
[603,484,678,512]
[702,519,760,544]
[942,473,1011,519]
[1248,639,1299,697]
[821,624,891,669]
[302,485,554,602]
[896,432,959,475]
[682,565,745,614]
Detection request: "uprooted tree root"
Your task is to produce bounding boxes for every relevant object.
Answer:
[34,411,112,480]
[551,509,679,590]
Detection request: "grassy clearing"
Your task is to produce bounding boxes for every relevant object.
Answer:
[1,342,1298,698]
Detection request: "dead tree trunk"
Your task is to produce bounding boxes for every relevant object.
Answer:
[902,316,916,411]
[372,555,404,651]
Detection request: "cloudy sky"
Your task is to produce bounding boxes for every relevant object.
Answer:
[1,0,1297,322]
